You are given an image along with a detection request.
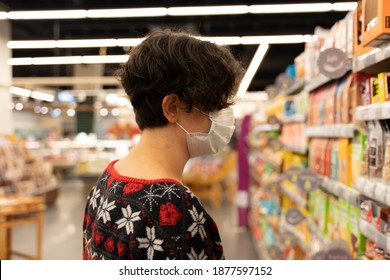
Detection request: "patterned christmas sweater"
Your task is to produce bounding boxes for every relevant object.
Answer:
[82,160,224,260]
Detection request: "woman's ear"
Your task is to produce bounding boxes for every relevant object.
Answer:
[162,94,180,123]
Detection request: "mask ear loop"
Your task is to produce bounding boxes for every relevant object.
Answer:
[176,122,190,134]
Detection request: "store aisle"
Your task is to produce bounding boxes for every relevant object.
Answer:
[11,180,257,260]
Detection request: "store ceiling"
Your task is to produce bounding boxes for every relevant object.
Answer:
[1,0,351,92]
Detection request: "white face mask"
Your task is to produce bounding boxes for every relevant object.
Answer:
[176,107,235,158]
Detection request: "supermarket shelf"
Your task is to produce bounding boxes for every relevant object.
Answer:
[283,144,308,155]
[282,114,306,124]
[307,219,331,246]
[355,102,390,121]
[359,219,390,251]
[319,175,360,206]
[280,183,307,207]
[304,75,332,93]
[25,184,59,196]
[356,177,390,207]
[254,124,280,132]
[305,124,355,138]
[279,216,312,254]
[353,41,390,73]
[280,79,305,96]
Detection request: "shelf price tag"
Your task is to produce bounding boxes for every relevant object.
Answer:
[284,166,301,185]
[317,47,352,79]
[285,207,306,225]
[297,169,321,193]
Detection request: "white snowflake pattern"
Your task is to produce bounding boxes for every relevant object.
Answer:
[159,183,181,200]
[137,226,164,259]
[97,198,116,223]
[182,185,195,198]
[187,248,207,260]
[116,205,141,235]
[89,187,101,210]
[187,205,207,240]
[110,181,123,193]
[138,186,164,212]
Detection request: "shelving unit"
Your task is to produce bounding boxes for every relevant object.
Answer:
[280,182,307,207]
[319,175,361,207]
[356,177,390,207]
[356,103,390,122]
[280,79,305,96]
[282,114,306,124]
[359,219,390,252]
[283,144,308,155]
[353,41,390,73]
[305,124,355,138]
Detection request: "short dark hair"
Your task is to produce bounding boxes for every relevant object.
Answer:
[116,29,244,130]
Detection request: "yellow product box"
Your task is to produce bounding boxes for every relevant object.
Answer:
[371,77,385,104]
[377,72,390,101]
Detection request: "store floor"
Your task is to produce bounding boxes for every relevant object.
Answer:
[11,179,257,260]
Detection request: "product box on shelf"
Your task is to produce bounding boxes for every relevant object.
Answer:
[339,200,350,242]
[378,72,390,101]
[327,196,340,240]
[354,1,375,57]
[362,0,390,47]
[349,205,367,258]
[338,138,352,187]
[371,77,385,103]
[351,132,367,188]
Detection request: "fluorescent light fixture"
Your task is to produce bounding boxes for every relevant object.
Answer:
[81,55,128,64]
[87,8,168,18]
[332,2,358,11]
[116,38,144,47]
[8,34,311,50]
[7,10,87,20]
[167,5,249,16]
[7,40,57,49]
[241,35,308,44]
[0,3,356,20]
[250,3,333,14]
[9,86,31,97]
[31,90,55,102]
[198,36,241,45]
[8,55,128,65]
[236,44,269,97]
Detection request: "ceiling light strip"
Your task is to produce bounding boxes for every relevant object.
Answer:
[0,3,357,20]
[7,34,313,49]
[8,55,129,65]
[236,44,269,97]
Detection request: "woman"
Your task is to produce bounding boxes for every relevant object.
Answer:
[82,29,244,260]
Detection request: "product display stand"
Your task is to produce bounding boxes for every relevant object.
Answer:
[0,194,46,259]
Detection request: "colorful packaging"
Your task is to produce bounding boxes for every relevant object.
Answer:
[369,121,384,180]
[327,196,340,240]
[361,77,372,106]
[371,77,384,104]
[382,121,390,184]
[349,205,366,258]
[377,72,390,101]
[351,132,367,188]
[338,138,352,186]
[331,140,339,181]
[338,200,350,242]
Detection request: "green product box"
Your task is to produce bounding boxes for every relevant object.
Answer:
[338,200,350,242]
[327,195,340,240]
[318,191,329,236]
[349,205,367,258]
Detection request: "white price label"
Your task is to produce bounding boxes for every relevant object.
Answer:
[364,181,375,197]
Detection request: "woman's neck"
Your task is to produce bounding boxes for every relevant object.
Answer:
[114,126,188,183]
